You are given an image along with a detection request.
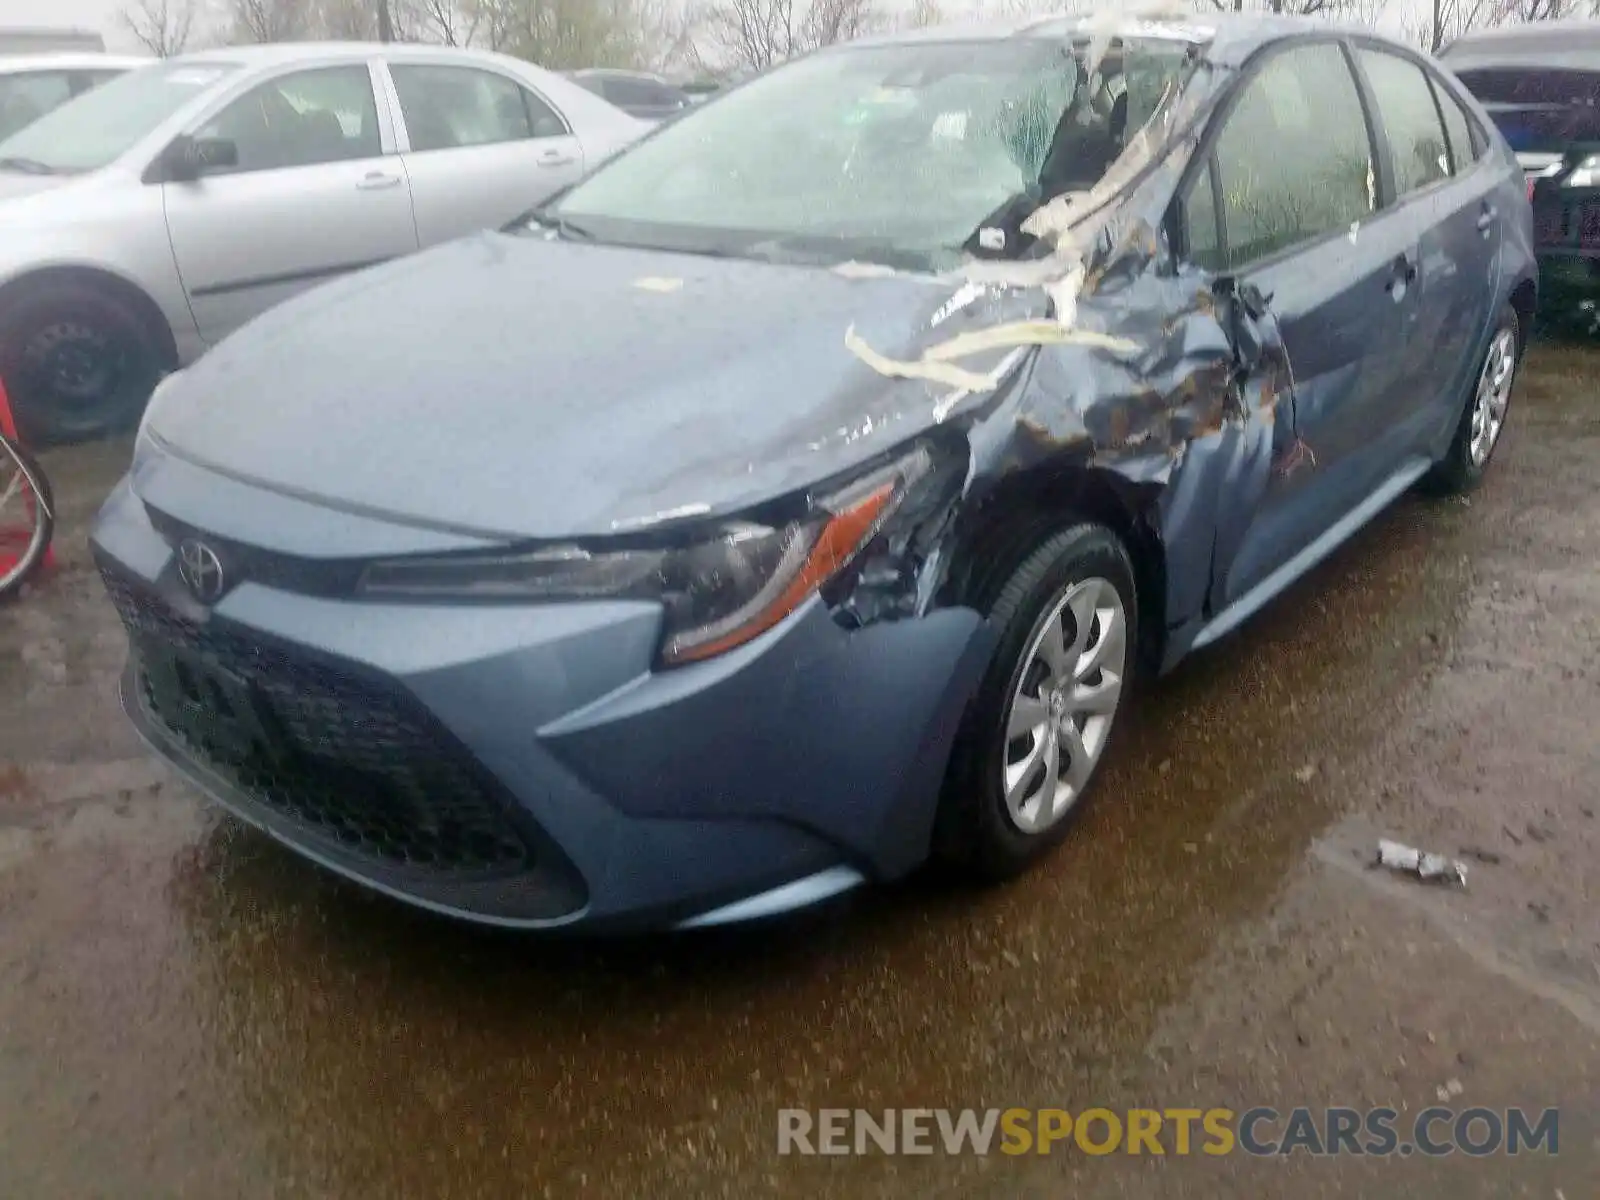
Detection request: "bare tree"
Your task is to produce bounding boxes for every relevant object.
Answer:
[310,0,380,37]
[1203,0,1342,15]
[901,0,945,26]
[1337,0,1391,27]
[1494,0,1573,18]
[409,0,481,44]
[230,0,312,41]
[121,0,203,55]
[692,0,884,73]
[463,0,654,67]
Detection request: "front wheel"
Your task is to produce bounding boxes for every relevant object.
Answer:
[934,523,1138,881]
[0,434,54,599]
[0,280,165,445]
[1423,303,1520,495]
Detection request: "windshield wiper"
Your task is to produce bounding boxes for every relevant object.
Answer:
[0,156,60,175]
[742,236,938,273]
[521,209,595,241]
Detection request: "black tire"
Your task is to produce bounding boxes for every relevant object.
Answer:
[1422,302,1521,496]
[0,434,55,599]
[0,279,165,446]
[933,522,1139,881]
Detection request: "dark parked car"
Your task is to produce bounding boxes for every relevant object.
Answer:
[93,14,1534,933]
[679,79,723,103]
[566,68,692,121]
[1440,21,1600,320]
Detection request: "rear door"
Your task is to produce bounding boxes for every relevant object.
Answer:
[1178,39,1415,608]
[163,61,420,346]
[1352,46,1502,458]
[386,60,584,246]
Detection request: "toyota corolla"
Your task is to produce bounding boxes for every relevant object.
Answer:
[92,14,1535,932]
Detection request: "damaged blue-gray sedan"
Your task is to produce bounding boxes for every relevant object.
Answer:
[91,12,1536,932]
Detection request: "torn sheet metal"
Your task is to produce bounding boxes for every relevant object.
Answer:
[1375,839,1469,887]
[512,17,1302,630]
[814,24,1307,635]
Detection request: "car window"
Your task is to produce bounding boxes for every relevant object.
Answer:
[0,70,75,140]
[198,65,382,173]
[606,77,679,108]
[0,60,239,174]
[1430,77,1479,173]
[1357,49,1451,196]
[1184,157,1222,271]
[72,69,128,95]
[1210,42,1375,268]
[1445,64,1600,150]
[551,37,1197,272]
[391,64,566,152]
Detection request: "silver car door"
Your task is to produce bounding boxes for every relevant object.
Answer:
[386,60,584,245]
[162,60,420,347]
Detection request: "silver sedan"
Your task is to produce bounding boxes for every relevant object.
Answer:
[0,42,647,443]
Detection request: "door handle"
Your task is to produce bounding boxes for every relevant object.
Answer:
[536,149,576,168]
[357,172,403,191]
[1386,253,1419,293]
[1477,205,1497,234]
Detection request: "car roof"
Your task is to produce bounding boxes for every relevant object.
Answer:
[569,67,672,82]
[0,51,151,73]
[165,40,544,70]
[836,10,1402,67]
[1442,18,1600,54]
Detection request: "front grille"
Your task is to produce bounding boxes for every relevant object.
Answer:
[101,566,532,877]
[143,503,366,598]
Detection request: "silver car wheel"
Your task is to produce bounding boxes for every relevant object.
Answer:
[1469,327,1517,467]
[1000,576,1128,835]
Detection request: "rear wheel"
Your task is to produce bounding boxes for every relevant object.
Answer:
[934,523,1137,881]
[1423,303,1519,495]
[0,280,165,445]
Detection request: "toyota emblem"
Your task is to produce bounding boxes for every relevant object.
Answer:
[176,538,227,604]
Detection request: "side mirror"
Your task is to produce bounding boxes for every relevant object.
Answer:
[163,134,238,181]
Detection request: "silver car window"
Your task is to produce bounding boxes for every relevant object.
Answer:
[391,64,567,153]
[0,70,74,140]
[197,65,383,174]
[0,60,239,174]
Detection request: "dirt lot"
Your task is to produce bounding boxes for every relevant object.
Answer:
[1,344,1597,1198]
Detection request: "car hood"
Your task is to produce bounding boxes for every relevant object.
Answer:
[0,171,71,202]
[148,232,1040,540]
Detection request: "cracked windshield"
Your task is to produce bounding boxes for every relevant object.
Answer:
[550,38,1193,269]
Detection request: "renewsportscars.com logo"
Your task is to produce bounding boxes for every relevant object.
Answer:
[777,1106,1560,1158]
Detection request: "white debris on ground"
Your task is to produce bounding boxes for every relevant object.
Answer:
[1375,838,1470,887]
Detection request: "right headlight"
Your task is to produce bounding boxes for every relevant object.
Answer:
[357,445,936,666]
[136,369,184,444]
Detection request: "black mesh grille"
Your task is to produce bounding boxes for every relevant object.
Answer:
[101,565,533,877]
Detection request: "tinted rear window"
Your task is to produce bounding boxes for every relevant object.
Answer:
[1450,66,1600,146]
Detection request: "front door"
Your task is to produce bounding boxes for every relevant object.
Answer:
[1188,39,1413,607]
[163,61,419,346]
[386,61,584,247]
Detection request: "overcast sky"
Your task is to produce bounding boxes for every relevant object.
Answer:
[6,0,1421,55]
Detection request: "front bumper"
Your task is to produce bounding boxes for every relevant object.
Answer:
[90,468,992,933]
